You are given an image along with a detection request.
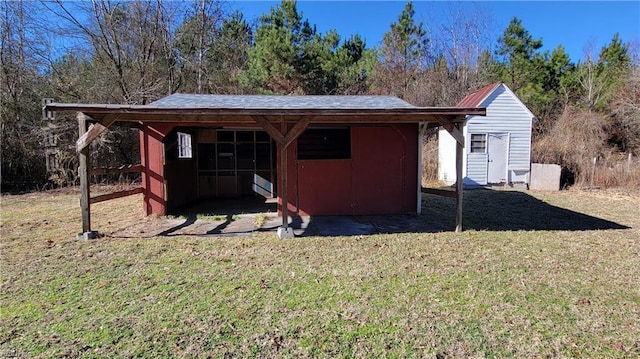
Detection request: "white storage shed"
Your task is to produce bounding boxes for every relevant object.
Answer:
[439,82,535,187]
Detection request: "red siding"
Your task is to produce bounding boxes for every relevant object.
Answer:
[139,123,173,215]
[292,124,418,216]
[352,125,409,214]
[297,159,352,215]
[142,123,418,217]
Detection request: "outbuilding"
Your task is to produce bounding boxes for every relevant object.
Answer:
[47,94,484,238]
[439,82,535,188]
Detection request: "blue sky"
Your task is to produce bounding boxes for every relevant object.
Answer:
[230,1,640,62]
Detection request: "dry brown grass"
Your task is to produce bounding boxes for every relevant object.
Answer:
[584,153,640,189]
[421,129,439,186]
[1,187,639,358]
[533,105,640,190]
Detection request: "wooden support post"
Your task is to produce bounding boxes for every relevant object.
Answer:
[281,141,289,230]
[277,124,294,239]
[253,116,310,239]
[455,123,464,233]
[77,113,97,239]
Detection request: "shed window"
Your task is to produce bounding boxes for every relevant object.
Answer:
[470,134,486,153]
[298,128,351,160]
[177,132,192,158]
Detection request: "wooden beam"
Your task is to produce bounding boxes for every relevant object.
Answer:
[77,113,91,235]
[253,115,311,147]
[276,120,298,238]
[455,122,464,232]
[90,164,143,175]
[46,103,488,117]
[135,113,469,124]
[283,116,311,148]
[90,187,144,204]
[281,137,289,230]
[421,187,457,198]
[252,115,311,238]
[437,116,465,147]
[48,112,477,126]
[76,113,118,153]
[252,115,285,145]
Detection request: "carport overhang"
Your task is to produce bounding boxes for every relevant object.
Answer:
[46,102,485,239]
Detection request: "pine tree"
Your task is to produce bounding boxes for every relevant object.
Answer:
[373,1,428,99]
[495,17,543,92]
[576,33,630,112]
[241,0,313,94]
[241,0,369,95]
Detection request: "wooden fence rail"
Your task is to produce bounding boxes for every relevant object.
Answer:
[91,164,143,176]
[90,187,144,205]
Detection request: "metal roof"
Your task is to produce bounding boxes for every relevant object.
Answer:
[151,93,416,109]
[457,82,502,107]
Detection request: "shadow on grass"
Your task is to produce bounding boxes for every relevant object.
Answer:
[156,215,197,236]
[297,214,438,236]
[113,190,628,238]
[421,189,630,231]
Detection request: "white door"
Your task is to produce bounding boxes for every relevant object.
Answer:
[487,133,508,184]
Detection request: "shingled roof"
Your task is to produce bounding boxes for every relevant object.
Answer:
[45,93,486,125]
[151,93,416,109]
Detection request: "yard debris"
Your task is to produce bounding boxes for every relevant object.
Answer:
[259,279,268,289]
[577,298,591,305]
[272,334,283,350]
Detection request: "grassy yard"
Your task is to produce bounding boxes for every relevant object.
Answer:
[1,188,639,358]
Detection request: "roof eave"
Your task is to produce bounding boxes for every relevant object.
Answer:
[45,103,486,121]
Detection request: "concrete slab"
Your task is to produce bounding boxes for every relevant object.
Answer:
[109,212,435,238]
[303,216,375,236]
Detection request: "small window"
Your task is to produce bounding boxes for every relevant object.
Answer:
[298,128,351,160]
[177,132,192,158]
[470,134,486,153]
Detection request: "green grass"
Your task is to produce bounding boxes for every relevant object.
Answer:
[196,213,231,221]
[255,213,267,228]
[1,189,639,358]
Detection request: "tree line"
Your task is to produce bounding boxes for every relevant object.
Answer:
[1,0,638,191]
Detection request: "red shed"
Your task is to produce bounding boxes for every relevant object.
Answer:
[47,94,484,238]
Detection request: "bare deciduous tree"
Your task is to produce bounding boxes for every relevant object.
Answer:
[433,2,495,104]
[45,0,178,104]
[1,0,51,190]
